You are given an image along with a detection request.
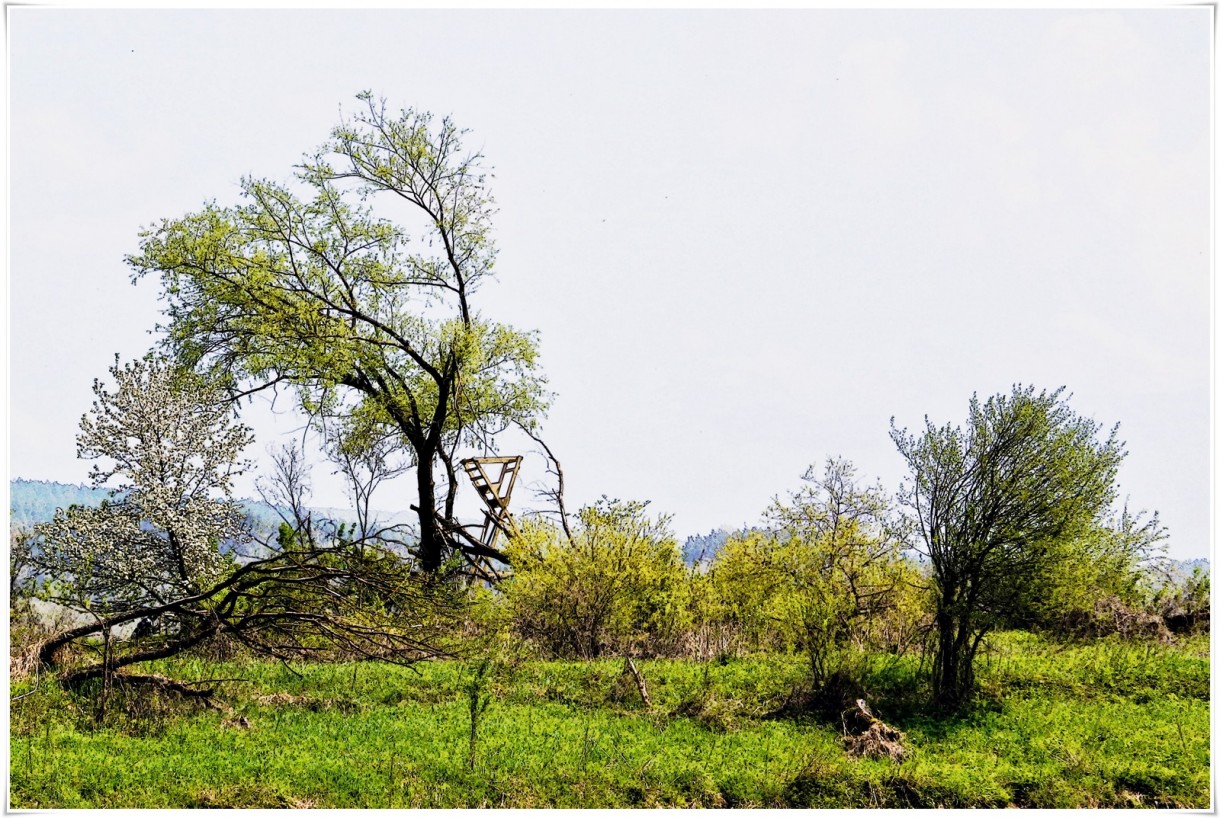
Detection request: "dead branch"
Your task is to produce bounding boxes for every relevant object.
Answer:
[519,424,572,542]
[623,656,652,709]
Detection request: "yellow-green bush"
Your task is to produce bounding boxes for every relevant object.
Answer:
[501,499,688,659]
[700,459,928,683]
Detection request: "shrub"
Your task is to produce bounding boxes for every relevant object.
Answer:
[503,499,688,658]
[1025,507,1169,636]
[703,459,924,686]
[1153,567,1210,635]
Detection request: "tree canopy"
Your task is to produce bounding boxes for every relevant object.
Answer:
[34,355,252,612]
[128,92,548,573]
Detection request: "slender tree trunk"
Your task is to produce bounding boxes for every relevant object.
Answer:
[438,446,460,521]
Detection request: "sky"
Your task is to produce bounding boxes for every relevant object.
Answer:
[6,8,1213,560]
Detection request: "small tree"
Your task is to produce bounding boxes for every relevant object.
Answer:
[891,385,1124,709]
[503,499,687,659]
[769,459,916,661]
[708,459,917,681]
[34,355,253,615]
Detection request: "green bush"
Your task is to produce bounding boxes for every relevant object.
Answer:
[502,499,688,658]
[700,460,927,689]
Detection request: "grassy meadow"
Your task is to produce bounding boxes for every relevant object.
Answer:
[9,631,1210,809]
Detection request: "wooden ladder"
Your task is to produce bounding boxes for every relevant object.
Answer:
[461,456,522,552]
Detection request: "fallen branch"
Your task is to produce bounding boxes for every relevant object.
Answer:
[623,657,652,709]
[61,669,220,707]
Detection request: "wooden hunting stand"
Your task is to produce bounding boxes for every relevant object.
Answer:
[457,455,522,579]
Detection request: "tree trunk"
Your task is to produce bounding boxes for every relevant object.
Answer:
[932,609,978,710]
[414,449,446,573]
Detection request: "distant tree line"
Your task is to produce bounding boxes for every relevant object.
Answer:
[10,480,112,528]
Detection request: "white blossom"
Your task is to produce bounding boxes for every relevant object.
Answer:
[35,355,253,610]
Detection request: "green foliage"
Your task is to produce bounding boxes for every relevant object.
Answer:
[700,459,926,685]
[502,499,688,659]
[892,384,1127,708]
[701,530,792,652]
[1025,505,1168,633]
[126,92,549,572]
[9,633,1209,808]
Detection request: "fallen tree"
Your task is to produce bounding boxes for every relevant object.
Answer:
[33,524,458,701]
[27,355,457,700]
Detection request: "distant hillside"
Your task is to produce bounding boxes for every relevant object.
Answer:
[1178,558,1210,575]
[681,529,731,567]
[1166,557,1210,579]
[680,527,768,567]
[10,479,412,542]
[11,481,1207,577]
[9,479,114,527]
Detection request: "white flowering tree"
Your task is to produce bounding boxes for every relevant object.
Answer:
[33,356,455,697]
[34,355,252,612]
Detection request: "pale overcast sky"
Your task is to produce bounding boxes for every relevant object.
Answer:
[7,8,1212,560]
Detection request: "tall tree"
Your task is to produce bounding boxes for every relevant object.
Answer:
[128,92,548,574]
[890,385,1124,708]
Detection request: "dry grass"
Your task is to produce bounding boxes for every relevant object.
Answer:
[841,698,906,761]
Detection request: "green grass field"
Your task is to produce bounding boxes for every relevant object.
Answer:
[9,632,1210,808]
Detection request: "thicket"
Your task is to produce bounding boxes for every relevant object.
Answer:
[14,411,1208,717]
[484,471,1206,673]
[500,498,688,659]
